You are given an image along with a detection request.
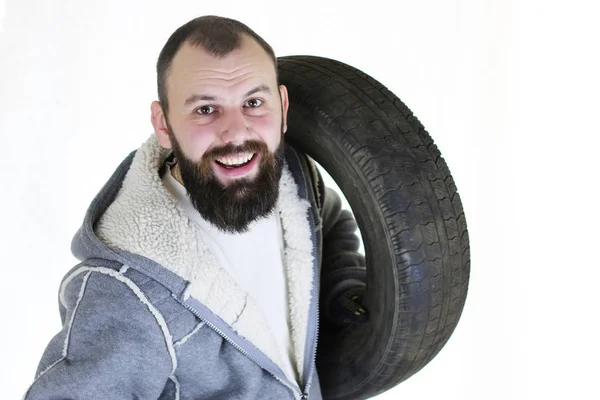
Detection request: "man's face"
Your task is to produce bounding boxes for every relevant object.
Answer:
[152,35,289,234]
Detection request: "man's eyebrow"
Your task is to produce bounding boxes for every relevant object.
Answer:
[184,84,272,107]
[184,94,216,106]
[244,84,271,97]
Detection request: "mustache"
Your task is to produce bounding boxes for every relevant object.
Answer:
[203,140,267,160]
[198,140,269,179]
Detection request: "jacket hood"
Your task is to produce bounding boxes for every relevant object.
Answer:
[70,133,316,382]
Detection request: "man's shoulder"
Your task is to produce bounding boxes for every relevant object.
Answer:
[283,143,323,213]
[58,261,197,343]
[60,261,174,306]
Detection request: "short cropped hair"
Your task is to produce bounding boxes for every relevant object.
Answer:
[156,15,278,114]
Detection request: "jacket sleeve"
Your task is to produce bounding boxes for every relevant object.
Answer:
[305,155,366,281]
[311,164,369,325]
[24,268,173,400]
[320,184,366,273]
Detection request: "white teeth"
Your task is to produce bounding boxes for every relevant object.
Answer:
[216,153,254,166]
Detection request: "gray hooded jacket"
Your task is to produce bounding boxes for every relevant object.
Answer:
[24,134,364,400]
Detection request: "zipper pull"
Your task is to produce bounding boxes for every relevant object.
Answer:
[300,394,308,400]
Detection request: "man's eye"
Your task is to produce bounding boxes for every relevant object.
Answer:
[197,105,215,115]
[244,99,263,108]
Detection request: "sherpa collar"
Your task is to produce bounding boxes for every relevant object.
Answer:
[93,134,315,383]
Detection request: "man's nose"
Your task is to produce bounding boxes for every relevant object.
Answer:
[220,110,249,145]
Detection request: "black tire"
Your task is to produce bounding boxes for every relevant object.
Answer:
[277,56,470,400]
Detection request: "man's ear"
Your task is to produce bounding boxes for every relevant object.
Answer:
[279,85,290,133]
[151,101,172,149]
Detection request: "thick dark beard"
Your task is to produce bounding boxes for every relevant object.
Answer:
[166,121,285,234]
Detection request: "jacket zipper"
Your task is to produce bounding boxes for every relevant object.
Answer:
[302,220,321,400]
[303,165,324,400]
[175,295,304,399]
[301,298,319,400]
[297,159,324,400]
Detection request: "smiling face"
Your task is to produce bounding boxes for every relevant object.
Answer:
[151,34,289,233]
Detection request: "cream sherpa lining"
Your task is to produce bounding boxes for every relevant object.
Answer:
[95,134,315,383]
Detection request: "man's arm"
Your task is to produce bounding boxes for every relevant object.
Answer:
[24,268,173,399]
[321,185,365,271]
[314,166,369,326]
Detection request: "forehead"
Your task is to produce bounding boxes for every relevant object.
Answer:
[167,35,277,99]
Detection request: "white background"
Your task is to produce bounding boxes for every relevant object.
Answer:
[1,0,599,398]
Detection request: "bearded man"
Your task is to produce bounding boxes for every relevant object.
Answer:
[25,15,367,400]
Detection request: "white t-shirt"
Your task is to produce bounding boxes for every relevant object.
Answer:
[161,164,298,384]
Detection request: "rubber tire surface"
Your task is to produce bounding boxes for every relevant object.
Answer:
[277,56,470,400]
